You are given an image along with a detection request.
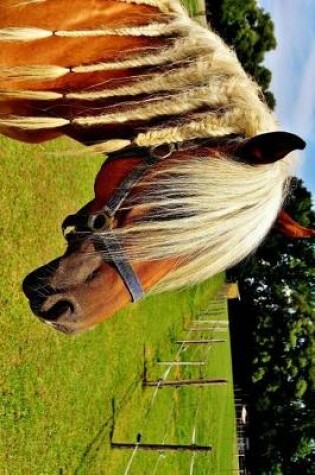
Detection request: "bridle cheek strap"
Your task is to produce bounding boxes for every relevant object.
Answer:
[95,232,144,302]
[91,162,150,302]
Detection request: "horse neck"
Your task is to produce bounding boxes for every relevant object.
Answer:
[0,0,173,144]
[0,0,276,151]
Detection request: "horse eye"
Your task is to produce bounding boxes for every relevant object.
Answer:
[85,267,102,283]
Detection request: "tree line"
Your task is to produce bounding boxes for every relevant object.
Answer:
[204,1,315,473]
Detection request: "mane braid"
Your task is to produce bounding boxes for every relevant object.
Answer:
[0,37,211,82]
[0,55,224,101]
[74,37,210,73]
[0,65,69,81]
[0,20,191,42]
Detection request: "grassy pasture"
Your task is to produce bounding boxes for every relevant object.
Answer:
[0,2,239,473]
[0,136,237,473]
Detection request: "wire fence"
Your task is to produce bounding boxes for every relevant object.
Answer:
[109,285,241,474]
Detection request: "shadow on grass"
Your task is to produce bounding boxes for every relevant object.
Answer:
[74,376,139,475]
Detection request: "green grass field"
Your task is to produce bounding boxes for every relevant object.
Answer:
[0,3,239,473]
[0,135,238,474]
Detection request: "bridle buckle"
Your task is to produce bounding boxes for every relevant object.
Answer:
[149,143,175,160]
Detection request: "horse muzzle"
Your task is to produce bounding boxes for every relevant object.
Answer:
[22,260,79,334]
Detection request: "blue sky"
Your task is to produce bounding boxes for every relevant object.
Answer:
[260,0,315,201]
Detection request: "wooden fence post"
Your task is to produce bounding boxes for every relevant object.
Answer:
[156,361,205,366]
[185,327,227,332]
[143,378,228,388]
[192,320,228,325]
[176,339,226,344]
[111,442,212,452]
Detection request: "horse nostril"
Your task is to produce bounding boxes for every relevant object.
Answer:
[44,299,75,321]
[23,258,60,298]
[22,273,37,299]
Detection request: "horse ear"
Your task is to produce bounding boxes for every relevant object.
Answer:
[276,209,315,238]
[235,132,306,165]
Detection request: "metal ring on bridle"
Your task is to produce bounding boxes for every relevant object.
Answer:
[149,143,175,160]
[87,212,114,232]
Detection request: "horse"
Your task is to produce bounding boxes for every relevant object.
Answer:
[1,0,313,334]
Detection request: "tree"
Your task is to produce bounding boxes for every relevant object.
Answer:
[231,180,315,473]
[203,2,314,471]
[205,0,277,109]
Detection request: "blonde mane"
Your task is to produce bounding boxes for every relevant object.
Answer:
[0,0,296,292]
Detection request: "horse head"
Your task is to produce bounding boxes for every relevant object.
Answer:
[22,131,312,333]
[1,0,313,332]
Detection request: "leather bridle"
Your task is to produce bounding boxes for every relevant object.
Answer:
[61,143,178,302]
[61,136,240,302]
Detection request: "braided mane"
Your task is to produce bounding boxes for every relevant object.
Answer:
[0,0,296,292]
[0,0,276,150]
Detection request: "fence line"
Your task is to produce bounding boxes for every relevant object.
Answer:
[143,378,228,388]
[151,393,179,474]
[113,442,212,452]
[116,286,233,474]
[186,327,228,332]
[156,361,205,366]
[121,329,197,474]
[176,339,226,344]
[192,320,229,325]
